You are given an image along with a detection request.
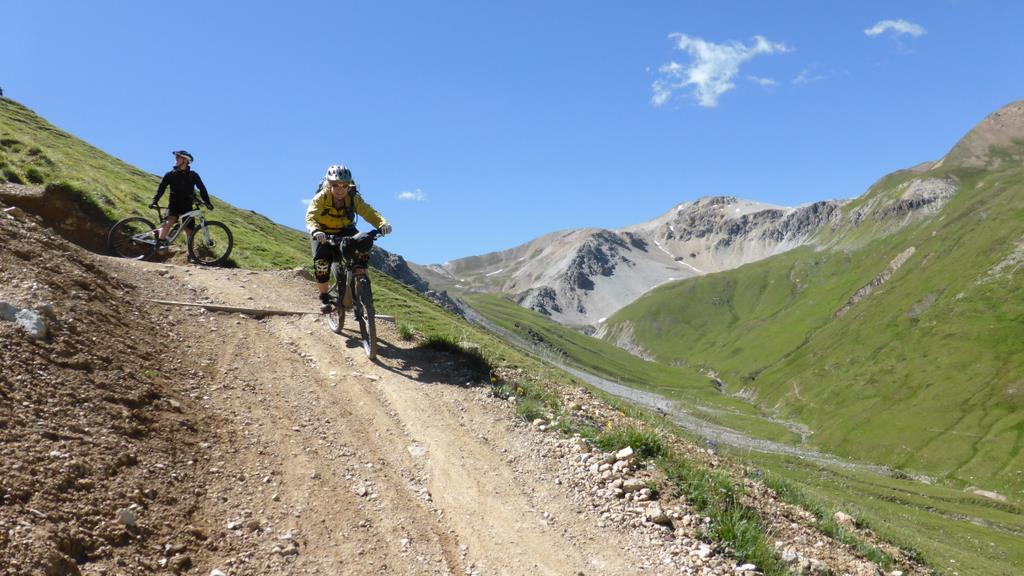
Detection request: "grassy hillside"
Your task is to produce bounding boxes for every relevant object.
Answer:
[461,284,1024,576]
[461,292,803,442]
[601,160,1024,496]
[745,448,1024,576]
[0,98,308,269]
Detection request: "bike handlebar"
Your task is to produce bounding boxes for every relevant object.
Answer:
[150,194,212,214]
[325,229,384,245]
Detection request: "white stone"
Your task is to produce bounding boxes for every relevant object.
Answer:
[116,508,136,527]
[615,446,634,461]
[833,511,856,530]
[645,503,671,526]
[14,309,47,339]
[622,478,645,492]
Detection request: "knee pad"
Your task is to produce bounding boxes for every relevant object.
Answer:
[314,259,331,283]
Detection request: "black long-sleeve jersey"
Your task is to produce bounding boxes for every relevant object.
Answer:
[152,168,211,206]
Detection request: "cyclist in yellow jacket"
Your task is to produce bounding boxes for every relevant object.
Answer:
[305,165,392,312]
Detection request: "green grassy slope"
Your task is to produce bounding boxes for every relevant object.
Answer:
[601,160,1024,496]
[461,290,1024,575]
[746,449,1024,576]
[0,98,308,269]
[461,292,803,442]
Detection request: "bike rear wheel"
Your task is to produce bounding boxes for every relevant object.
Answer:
[108,217,157,260]
[325,264,345,334]
[354,275,377,359]
[188,220,234,266]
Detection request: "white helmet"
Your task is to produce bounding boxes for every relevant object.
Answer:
[325,164,353,183]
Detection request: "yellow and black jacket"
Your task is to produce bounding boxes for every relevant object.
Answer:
[304,187,386,235]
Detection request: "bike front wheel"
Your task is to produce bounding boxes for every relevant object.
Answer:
[188,220,234,266]
[354,275,377,359]
[108,217,157,260]
[325,264,345,334]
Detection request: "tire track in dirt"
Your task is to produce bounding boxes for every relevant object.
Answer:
[184,313,464,574]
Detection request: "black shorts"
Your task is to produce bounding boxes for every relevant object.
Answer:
[167,195,194,217]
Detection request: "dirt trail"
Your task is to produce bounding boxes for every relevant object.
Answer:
[104,259,655,575]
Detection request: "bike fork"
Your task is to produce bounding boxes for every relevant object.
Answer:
[350,278,363,321]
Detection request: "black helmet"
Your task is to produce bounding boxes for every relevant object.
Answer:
[172,150,194,163]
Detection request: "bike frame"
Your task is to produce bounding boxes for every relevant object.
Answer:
[331,243,371,308]
[156,206,207,245]
[123,204,210,247]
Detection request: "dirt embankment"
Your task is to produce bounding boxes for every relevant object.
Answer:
[1,195,923,575]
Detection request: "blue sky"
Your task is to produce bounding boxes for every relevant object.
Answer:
[3,1,1022,264]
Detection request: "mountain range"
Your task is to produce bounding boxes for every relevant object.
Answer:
[412,196,849,328]
[411,103,1009,331]
[444,100,1024,495]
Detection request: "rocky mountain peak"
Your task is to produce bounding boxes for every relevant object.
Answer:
[942,99,1024,169]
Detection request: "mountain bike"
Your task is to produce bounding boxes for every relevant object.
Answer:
[107,197,234,266]
[323,229,383,359]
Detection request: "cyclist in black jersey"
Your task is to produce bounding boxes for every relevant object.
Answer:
[150,150,214,256]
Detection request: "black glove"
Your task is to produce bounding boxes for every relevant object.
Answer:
[204,202,214,211]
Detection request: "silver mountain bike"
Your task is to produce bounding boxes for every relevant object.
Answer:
[107,198,233,266]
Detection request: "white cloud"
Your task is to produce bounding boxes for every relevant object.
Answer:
[792,67,827,85]
[864,19,926,38]
[299,198,311,205]
[397,188,426,201]
[652,34,791,107]
[748,75,778,87]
